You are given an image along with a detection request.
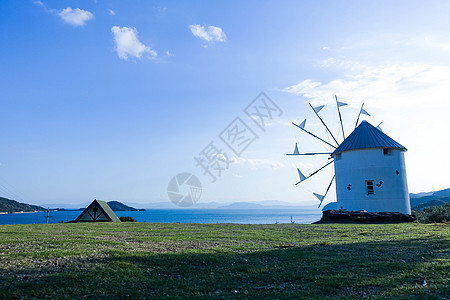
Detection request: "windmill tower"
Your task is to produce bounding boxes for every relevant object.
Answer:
[332,121,411,214]
[289,97,411,214]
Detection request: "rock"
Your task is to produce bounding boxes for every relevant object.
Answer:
[314,210,417,224]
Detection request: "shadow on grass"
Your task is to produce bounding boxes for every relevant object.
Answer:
[1,237,448,299]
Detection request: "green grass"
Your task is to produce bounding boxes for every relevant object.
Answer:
[0,223,448,299]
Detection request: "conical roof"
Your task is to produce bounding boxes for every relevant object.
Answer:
[74,199,121,222]
[332,121,407,155]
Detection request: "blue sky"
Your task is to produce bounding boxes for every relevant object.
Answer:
[1,1,449,208]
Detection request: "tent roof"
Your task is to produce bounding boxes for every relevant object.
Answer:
[74,199,121,222]
[332,121,407,155]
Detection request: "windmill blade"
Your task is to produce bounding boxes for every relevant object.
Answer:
[286,143,332,155]
[361,108,371,116]
[376,121,383,131]
[309,103,339,146]
[293,142,299,155]
[292,122,336,149]
[335,95,346,140]
[313,193,325,209]
[324,175,335,196]
[313,105,325,113]
[316,175,335,208]
[355,103,371,128]
[336,100,348,107]
[295,160,334,185]
[287,152,332,156]
[298,119,307,129]
[313,193,324,201]
[297,168,306,183]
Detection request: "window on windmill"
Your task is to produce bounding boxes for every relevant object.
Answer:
[366,180,374,195]
[383,148,392,155]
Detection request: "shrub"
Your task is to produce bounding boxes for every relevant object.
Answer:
[413,203,450,223]
[119,216,137,222]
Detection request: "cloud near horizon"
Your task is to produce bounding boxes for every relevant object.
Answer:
[111,26,157,60]
[232,157,284,170]
[283,59,450,110]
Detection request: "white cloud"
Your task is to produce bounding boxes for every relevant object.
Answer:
[111,26,157,60]
[166,50,174,57]
[57,7,94,26]
[284,60,450,109]
[34,2,94,27]
[233,157,284,170]
[108,9,116,16]
[189,24,226,46]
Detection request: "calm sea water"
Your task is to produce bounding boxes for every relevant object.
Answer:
[0,209,322,225]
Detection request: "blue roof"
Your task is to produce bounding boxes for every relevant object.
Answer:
[332,121,407,155]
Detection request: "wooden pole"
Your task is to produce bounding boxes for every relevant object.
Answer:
[309,103,339,146]
[296,160,334,185]
[335,96,346,140]
[355,103,364,129]
[292,122,336,149]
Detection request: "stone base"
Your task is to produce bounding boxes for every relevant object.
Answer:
[314,210,417,224]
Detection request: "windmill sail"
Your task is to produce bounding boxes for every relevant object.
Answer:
[298,119,306,129]
[313,105,325,113]
[296,160,334,185]
[297,168,306,183]
[313,193,324,201]
[335,95,346,140]
[313,193,325,208]
[293,143,299,155]
[292,122,336,149]
[309,103,339,146]
[355,103,370,128]
[361,108,370,116]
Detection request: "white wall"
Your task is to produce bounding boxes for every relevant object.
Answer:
[333,148,411,214]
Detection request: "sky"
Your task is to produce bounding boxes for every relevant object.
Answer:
[0,0,449,209]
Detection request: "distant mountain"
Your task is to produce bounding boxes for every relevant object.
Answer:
[0,197,45,213]
[413,198,450,210]
[217,202,265,209]
[432,188,450,198]
[410,188,450,210]
[107,201,145,211]
[409,191,434,199]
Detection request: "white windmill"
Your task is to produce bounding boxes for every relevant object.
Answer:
[288,97,411,214]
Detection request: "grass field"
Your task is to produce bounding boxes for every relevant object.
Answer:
[0,223,448,299]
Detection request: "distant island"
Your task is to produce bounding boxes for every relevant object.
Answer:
[0,197,45,213]
[0,198,144,213]
[105,201,145,211]
[78,201,145,212]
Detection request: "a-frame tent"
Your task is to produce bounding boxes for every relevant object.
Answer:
[74,199,121,222]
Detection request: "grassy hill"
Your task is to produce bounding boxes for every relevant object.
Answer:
[0,223,448,299]
[0,197,45,213]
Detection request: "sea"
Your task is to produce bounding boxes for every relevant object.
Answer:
[0,209,322,225]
